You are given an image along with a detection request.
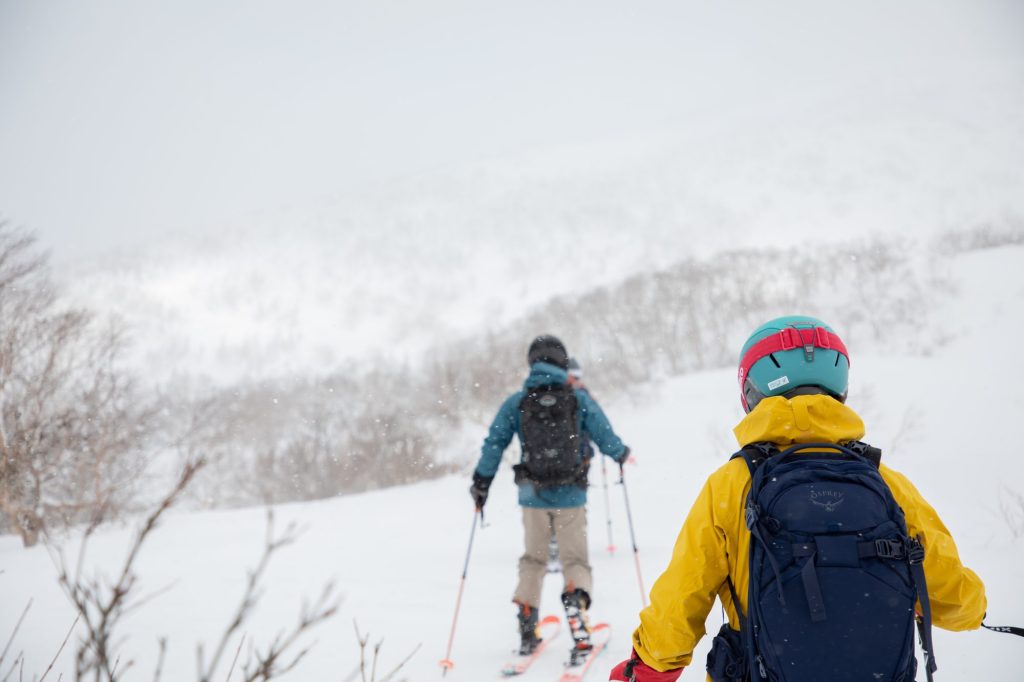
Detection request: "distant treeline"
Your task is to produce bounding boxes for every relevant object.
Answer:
[2,220,1022,540]
[180,222,1023,508]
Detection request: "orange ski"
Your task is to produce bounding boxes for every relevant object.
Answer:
[501,615,562,676]
[557,622,610,682]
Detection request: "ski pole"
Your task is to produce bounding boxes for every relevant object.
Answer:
[601,453,615,554]
[618,463,647,608]
[439,508,481,676]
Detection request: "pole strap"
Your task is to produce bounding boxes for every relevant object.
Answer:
[982,622,1024,638]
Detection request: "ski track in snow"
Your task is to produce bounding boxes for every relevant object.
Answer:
[1,245,1022,679]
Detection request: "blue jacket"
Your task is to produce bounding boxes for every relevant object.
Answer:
[473,362,628,509]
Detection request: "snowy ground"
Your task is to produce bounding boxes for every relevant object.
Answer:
[2,245,1023,679]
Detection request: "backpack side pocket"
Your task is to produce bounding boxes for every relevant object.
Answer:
[706,623,748,682]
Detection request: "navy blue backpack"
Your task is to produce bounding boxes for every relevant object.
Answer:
[730,441,937,682]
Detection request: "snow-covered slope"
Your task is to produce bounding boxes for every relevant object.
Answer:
[2,243,1022,679]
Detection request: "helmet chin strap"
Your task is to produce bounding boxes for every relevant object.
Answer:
[781,386,831,400]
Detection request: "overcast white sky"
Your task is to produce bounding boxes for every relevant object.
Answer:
[1,0,1022,260]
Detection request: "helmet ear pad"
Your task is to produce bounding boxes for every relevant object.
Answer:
[742,377,767,413]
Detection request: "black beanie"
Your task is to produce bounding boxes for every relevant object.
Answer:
[527,335,569,370]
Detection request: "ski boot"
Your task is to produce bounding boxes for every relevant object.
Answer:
[561,587,593,666]
[516,602,542,655]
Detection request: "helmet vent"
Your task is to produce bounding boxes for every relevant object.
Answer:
[768,353,781,368]
[834,352,841,367]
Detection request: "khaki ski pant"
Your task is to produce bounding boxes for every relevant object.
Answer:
[513,506,591,608]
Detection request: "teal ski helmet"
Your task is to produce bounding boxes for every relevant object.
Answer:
[738,315,850,412]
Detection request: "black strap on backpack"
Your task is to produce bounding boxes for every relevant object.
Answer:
[707,576,748,682]
[908,535,938,681]
[729,439,882,475]
[729,441,778,475]
[725,575,745,622]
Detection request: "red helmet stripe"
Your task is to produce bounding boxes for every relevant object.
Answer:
[737,327,849,393]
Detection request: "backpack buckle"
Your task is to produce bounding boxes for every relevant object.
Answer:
[745,503,760,529]
[905,536,925,565]
[873,538,905,560]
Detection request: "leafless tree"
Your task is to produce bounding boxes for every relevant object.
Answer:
[0,224,154,546]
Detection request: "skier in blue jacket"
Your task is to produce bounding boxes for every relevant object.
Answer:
[470,335,630,663]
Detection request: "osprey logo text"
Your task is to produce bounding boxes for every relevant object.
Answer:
[810,489,845,512]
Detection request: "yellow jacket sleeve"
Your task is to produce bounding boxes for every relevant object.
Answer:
[631,462,741,672]
[880,465,987,631]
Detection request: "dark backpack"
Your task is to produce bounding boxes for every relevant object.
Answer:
[730,441,936,682]
[514,383,584,488]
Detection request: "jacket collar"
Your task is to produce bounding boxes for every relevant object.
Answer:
[733,394,865,448]
[524,362,569,389]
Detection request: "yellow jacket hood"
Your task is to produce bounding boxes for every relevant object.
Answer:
[733,394,865,448]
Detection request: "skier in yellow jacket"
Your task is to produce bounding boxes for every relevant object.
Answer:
[609,315,986,682]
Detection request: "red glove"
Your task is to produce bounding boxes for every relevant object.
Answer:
[609,650,682,681]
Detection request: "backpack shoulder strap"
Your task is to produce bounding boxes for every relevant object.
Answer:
[729,441,779,477]
[841,439,883,468]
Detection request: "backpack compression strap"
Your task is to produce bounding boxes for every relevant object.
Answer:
[909,537,938,681]
[729,442,778,476]
[841,439,882,467]
[724,575,745,621]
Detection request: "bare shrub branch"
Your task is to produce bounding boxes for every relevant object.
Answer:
[197,509,340,682]
[51,459,204,681]
[352,621,419,682]
[151,638,166,682]
[0,651,23,682]
[225,634,245,682]
[0,599,30,670]
[38,614,79,681]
